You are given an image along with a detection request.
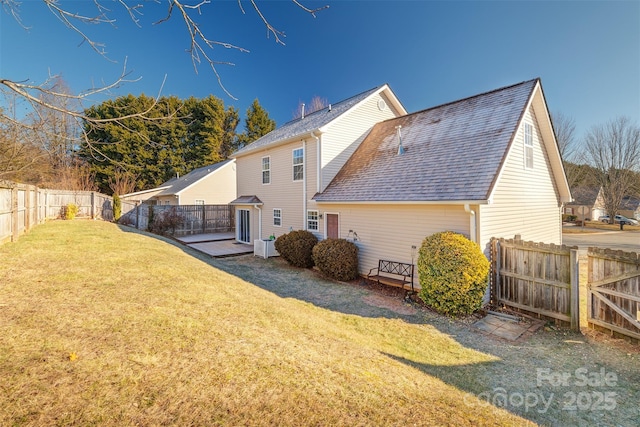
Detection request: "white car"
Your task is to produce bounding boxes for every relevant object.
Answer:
[599,214,638,226]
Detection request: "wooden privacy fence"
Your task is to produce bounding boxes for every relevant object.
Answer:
[0,180,131,245]
[491,237,580,330]
[587,248,640,341]
[120,204,235,236]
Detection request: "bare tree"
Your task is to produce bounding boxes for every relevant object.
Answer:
[583,116,640,222]
[552,111,586,190]
[293,95,329,119]
[108,169,139,196]
[0,0,328,157]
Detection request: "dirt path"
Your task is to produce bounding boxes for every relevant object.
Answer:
[212,255,639,427]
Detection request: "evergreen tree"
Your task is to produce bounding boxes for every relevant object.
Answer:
[237,99,276,149]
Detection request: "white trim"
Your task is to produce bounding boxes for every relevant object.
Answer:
[323,212,339,239]
[523,122,534,170]
[314,199,489,205]
[292,147,304,182]
[307,209,319,231]
[261,155,271,185]
[273,208,282,227]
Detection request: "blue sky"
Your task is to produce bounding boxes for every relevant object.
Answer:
[1,1,638,142]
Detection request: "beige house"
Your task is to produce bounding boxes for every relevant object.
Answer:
[230,84,407,244]
[122,159,237,206]
[564,187,603,221]
[232,79,571,287]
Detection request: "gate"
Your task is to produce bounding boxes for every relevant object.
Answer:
[491,237,580,330]
[587,248,640,341]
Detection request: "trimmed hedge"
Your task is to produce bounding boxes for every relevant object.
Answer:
[417,231,489,317]
[274,230,318,268]
[312,238,359,281]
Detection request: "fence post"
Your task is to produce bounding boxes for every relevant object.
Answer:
[11,185,18,242]
[202,204,206,234]
[570,248,580,331]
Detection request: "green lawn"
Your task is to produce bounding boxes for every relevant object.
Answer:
[0,221,531,426]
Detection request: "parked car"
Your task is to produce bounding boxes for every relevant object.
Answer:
[598,215,639,225]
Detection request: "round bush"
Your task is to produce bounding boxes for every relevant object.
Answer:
[274,230,318,268]
[312,238,359,281]
[417,231,489,317]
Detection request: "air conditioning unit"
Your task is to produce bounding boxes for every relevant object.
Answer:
[254,239,279,259]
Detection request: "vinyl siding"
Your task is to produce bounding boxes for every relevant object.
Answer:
[236,139,310,240]
[177,162,237,205]
[317,203,470,288]
[320,92,400,191]
[480,106,562,249]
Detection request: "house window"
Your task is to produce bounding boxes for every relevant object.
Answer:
[194,199,205,205]
[273,208,282,227]
[524,122,534,169]
[307,210,318,231]
[293,148,304,181]
[262,156,270,184]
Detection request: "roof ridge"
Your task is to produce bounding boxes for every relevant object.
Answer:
[384,78,539,122]
[276,84,386,128]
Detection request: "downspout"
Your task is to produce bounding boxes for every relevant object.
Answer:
[311,131,321,193]
[303,139,307,230]
[464,204,478,243]
[255,204,262,241]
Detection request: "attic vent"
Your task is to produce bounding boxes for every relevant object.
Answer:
[378,99,387,111]
[395,125,405,155]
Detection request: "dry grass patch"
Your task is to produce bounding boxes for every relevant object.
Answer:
[0,221,533,426]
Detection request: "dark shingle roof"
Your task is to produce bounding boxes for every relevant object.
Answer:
[566,187,600,206]
[232,85,387,157]
[314,79,538,203]
[230,195,263,205]
[156,160,233,196]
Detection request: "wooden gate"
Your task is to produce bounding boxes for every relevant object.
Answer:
[587,248,640,341]
[491,238,580,329]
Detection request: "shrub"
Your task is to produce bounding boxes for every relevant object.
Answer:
[63,203,78,220]
[113,194,122,222]
[274,230,318,268]
[417,231,489,317]
[148,206,183,235]
[312,238,359,281]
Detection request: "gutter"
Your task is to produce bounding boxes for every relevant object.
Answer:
[313,199,490,206]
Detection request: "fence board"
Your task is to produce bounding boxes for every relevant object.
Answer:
[0,180,127,245]
[120,204,235,236]
[587,248,640,341]
[491,238,580,329]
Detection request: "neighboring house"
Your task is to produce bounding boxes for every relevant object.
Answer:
[122,159,237,206]
[619,195,640,220]
[230,84,407,244]
[120,185,172,205]
[232,79,571,287]
[564,187,602,221]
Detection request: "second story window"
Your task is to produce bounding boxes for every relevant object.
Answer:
[524,122,534,169]
[293,148,304,181]
[262,156,270,184]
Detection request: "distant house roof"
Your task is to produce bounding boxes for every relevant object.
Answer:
[155,159,234,197]
[566,187,600,206]
[314,79,565,204]
[231,84,406,158]
[620,195,640,210]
